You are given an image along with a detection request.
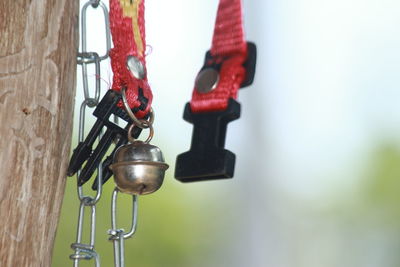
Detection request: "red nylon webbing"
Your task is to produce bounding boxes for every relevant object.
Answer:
[109,0,152,119]
[190,0,248,113]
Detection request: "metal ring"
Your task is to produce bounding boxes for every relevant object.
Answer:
[127,123,154,144]
[121,87,154,129]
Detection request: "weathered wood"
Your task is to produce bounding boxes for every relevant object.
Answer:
[0,0,78,266]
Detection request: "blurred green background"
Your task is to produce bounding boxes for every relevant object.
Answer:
[53,0,400,266]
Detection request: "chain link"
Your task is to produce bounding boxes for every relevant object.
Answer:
[108,189,138,267]
[70,0,139,266]
[77,0,111,107]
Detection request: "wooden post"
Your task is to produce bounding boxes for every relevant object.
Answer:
[0,0,78,266]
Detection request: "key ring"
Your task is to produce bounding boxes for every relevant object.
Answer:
[121,87,154,129]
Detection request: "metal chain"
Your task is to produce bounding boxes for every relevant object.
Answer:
[70,1,140,266]
[70,0,110,266]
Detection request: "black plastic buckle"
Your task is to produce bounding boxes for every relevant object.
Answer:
[67,90,143,187]
[175,99,240,182]
[202,42,257,88]
[175,42,257,182]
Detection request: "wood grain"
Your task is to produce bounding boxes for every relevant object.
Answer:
[0,0,78,266]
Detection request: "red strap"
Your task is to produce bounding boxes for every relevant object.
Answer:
[190,0,248,113]
[109,0,152,119]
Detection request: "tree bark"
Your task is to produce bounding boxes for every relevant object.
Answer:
[0,0,78,266]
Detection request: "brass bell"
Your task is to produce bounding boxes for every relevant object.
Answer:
[110,140,169,195]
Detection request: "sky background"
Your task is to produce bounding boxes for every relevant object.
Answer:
[53,0,400,266]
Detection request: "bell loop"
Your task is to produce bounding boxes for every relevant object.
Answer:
[127,123,153,144]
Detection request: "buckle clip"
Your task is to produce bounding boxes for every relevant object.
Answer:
[174,42,256,182]
[175,99,240,182]
[200,41,257,89]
